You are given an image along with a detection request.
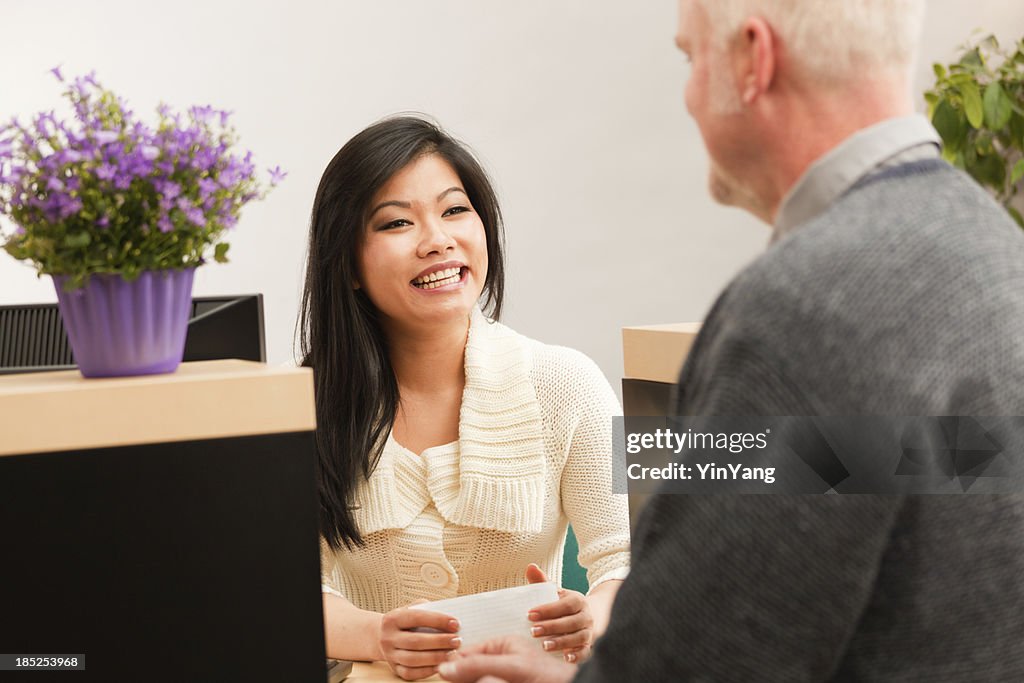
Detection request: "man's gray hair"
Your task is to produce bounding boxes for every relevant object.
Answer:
[697,0,925,82]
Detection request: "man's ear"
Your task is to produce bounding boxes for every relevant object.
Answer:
[736,16,776,105]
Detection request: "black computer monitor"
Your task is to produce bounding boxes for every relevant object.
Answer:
[0,294,266,374]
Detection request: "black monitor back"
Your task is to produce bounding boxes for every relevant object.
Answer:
[0,294,266,374]
[0,431,326,682]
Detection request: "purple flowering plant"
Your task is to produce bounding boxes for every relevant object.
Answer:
[0,68,286,290]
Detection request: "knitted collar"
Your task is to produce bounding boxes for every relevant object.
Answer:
[353,307,547,536]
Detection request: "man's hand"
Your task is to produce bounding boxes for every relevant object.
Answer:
[378,604,461,680]
[525,564,593,663]
[438,636,576,683]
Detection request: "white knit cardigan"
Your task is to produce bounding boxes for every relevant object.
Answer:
[320,308,631,613]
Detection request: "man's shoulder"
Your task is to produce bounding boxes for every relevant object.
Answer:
[680,159,1024,414]
[730,160,1024,314]
[795,160,1021,261]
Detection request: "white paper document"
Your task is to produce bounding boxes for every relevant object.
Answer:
[410,582,559,651]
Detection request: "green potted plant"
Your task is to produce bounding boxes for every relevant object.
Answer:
[0,68,284,377]
[926,35,1024,228]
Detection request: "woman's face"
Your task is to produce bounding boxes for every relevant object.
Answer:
[357,153,488,333]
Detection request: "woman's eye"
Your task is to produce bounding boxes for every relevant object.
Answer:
[379,218,411,230]
[443,206,470,217]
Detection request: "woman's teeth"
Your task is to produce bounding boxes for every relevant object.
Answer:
[413,267,462,289]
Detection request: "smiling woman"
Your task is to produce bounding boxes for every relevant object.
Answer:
[298,116,630,681]
[357,153,489,332]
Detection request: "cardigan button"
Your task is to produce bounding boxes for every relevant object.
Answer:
[420,562,450,587]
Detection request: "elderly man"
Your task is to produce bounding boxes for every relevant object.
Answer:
[441,0,1024,681]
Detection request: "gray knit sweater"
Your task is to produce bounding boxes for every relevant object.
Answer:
[578,160,1024,682]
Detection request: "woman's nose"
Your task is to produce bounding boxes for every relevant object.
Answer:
[417,217,455,257]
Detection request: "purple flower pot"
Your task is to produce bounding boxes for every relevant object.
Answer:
[52,268,196,378]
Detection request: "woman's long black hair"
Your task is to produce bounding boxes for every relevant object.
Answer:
[299,116,506,550]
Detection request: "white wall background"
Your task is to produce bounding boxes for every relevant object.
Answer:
[2,1,1022,393]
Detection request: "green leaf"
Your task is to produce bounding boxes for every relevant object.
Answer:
[1007,205,1024,229]
[932,99,967,152]
[960,47,983,68]
[63,232,91,248]
[1011,113,1024,148]
[933,63,947,80]
[213,242,230,264]
[969,151,1006,190]
[974,130,995,155]
[961,81,984,128]
[983,81,1014,129]
[1012,158,1024,185]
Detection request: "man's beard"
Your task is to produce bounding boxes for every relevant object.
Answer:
[708,159,770,221]
[705,51,756,210]
[707,44,743,115]
[703,57,770,220]
[708,161,741,205]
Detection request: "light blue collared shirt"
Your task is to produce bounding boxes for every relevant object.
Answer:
[772,115,941,242]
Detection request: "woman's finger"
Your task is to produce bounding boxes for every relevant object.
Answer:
[539,629,592,652]
[530,611,592,638]
[390,663,440,681]
[563,644,591,664]
[391,646,456,668]
[392,630,462,652]
[524,563,548,584]
[527,591,586,620]
[388,608,459,633]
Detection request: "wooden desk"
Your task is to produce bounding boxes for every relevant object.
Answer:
[0,360,324,682]
[622,322,701,388]
[0,358,315,456]
[621,323,700,527]
[349,662,442,681]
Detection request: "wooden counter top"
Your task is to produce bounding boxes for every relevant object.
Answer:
[0,359,315,457]
[622,322,701,384]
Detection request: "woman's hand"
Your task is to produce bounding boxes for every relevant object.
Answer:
[378,604,461,681]
[524,564,593,663]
